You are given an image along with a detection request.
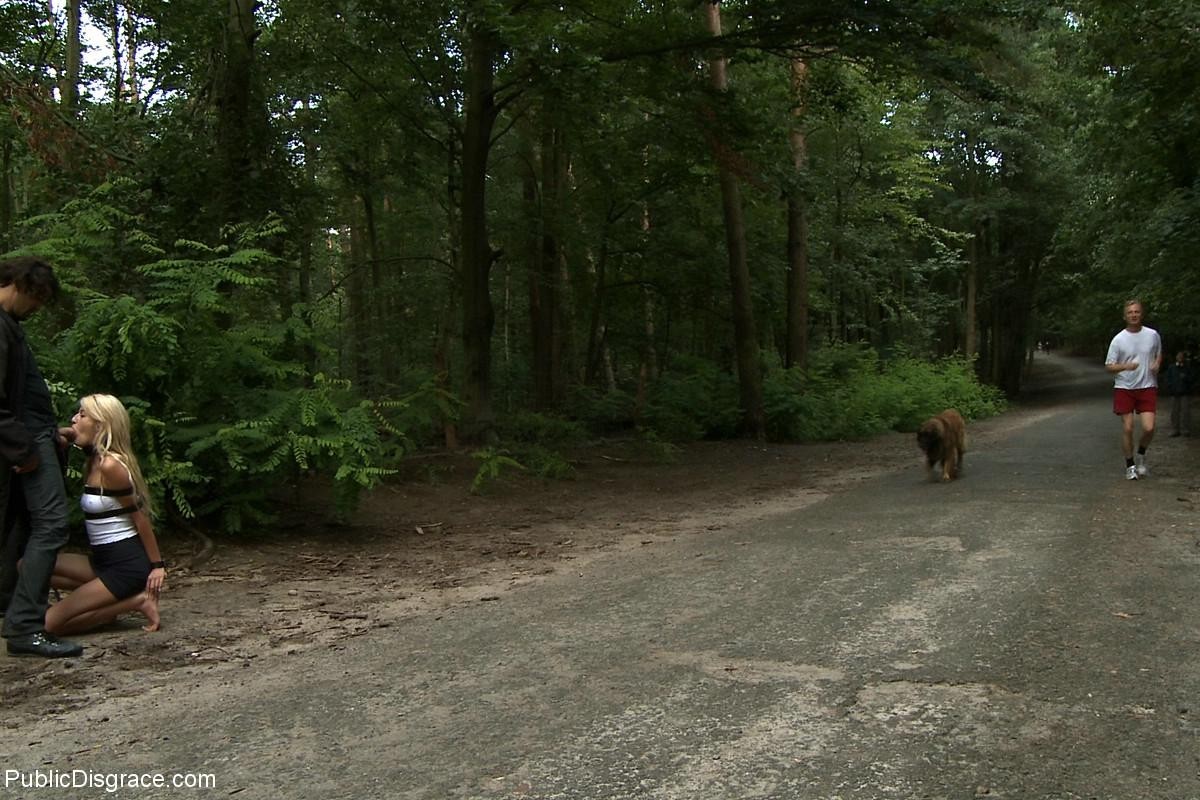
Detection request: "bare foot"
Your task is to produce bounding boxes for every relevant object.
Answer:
[138,591,161,632]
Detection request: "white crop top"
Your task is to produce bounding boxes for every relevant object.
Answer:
[81,486,139,547]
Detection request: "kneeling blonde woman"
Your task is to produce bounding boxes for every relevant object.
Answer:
[47,394,164,635]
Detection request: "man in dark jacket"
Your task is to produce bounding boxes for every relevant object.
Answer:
[1163,350,1194,437]
[0,256,81,657]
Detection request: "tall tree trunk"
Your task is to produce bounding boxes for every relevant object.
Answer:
[295,99,318,378]
[124,4,139,103]
[965,221,980,357]
[216,0,258,225]
[347,218,371,390]
[296,235,316,377]
[522,116,562,411]
[434,299,459,449]
[832,176,847,342]
[601,330,617,393]
[60,0,80,112]
[964,132,981,358]
[0,138,12,250]
[360,187,383,385]
[439,125,462,448]
[639,204,660,383]
[785,58,811,370]
[633,201,659,422]
[704,1,764,439]
[584,216,611,387]
[554,143,574,406]
[108,3,123,104]
[638,130,660,389]
[541,125,564,408]
[460,14,500,440]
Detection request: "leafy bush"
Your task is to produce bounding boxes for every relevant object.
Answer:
[470,447,526,494]
[513,444,576,481]
[764,343,1005,441]
[568,385,636,434]
[631,428,682,464]
[474,413,582,491]
[495,411,588,447]
[641,356,742,441]
[568,359,740,442]
[13,185,407,533]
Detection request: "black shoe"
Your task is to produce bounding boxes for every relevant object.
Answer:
[6,632,83,658]
[1170,432,1181,437]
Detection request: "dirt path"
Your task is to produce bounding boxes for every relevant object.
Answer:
[3,353,1198,800]
[0,369,1054,728]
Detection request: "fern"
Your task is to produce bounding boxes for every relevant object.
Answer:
[14,185,407,534]
[470,448,526,494]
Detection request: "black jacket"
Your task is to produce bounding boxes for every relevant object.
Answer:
[0,309,33,469]
[0,308,33,606]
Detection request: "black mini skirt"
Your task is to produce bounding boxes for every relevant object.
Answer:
[89,536,151,600]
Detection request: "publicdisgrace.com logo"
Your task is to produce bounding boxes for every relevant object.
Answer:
[6,769,216,793]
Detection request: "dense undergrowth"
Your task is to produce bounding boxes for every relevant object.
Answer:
[470,344,1006,491]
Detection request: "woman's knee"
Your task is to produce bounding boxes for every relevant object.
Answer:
[44,607,65,634]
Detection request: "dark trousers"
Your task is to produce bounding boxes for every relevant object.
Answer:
[0,514,29,611]
[2,433,70,637]
[1171,394,1192,435]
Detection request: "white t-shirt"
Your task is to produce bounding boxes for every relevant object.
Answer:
[1105,326,1161,390]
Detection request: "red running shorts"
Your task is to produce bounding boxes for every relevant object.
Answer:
[1113,387,1158,415]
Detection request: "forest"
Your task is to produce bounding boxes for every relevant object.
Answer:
[0,1,1197,533]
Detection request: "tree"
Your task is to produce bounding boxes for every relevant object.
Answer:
[703,1,764,437]
[785,57,811,369]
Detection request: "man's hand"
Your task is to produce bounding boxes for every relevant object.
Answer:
[56,426,76,448]
[12,454,38,473]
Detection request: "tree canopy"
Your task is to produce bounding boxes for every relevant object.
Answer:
[1,1,1193,531]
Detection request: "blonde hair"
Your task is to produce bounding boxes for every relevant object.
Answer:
[80,394,154,518]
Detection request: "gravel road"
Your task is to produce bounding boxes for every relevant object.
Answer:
[3,353,1198,800]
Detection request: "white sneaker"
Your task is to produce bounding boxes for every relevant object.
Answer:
[1125,465,1139,480]
[1135,454,1148,477]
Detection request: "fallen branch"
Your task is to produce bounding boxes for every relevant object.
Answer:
[169,511,216,570]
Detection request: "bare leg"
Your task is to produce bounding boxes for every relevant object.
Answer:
[45,578,118,634]
[46,578,160,635]
[50,552,94,592]
[138,592,160,632]
[52,591,159,635]
[1139,411,1156,449]
[1121,413,1136,459]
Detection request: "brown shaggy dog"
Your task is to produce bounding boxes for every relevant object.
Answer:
[916,408,967,482]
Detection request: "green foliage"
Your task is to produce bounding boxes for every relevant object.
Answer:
[0,0,1127,532]
[12,187,409,533]
[470,447,526,495]
[567,386,637,435]
[373,377,463,459]
[474,413,583,490]
[641,357,742,442]
[177,375,395,530]
[564,363,741,443]
[495,411,588,447]
[512,444,576,481]
[63,296,181,387]
[764,344,1006,441]
[631,428,682,464]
